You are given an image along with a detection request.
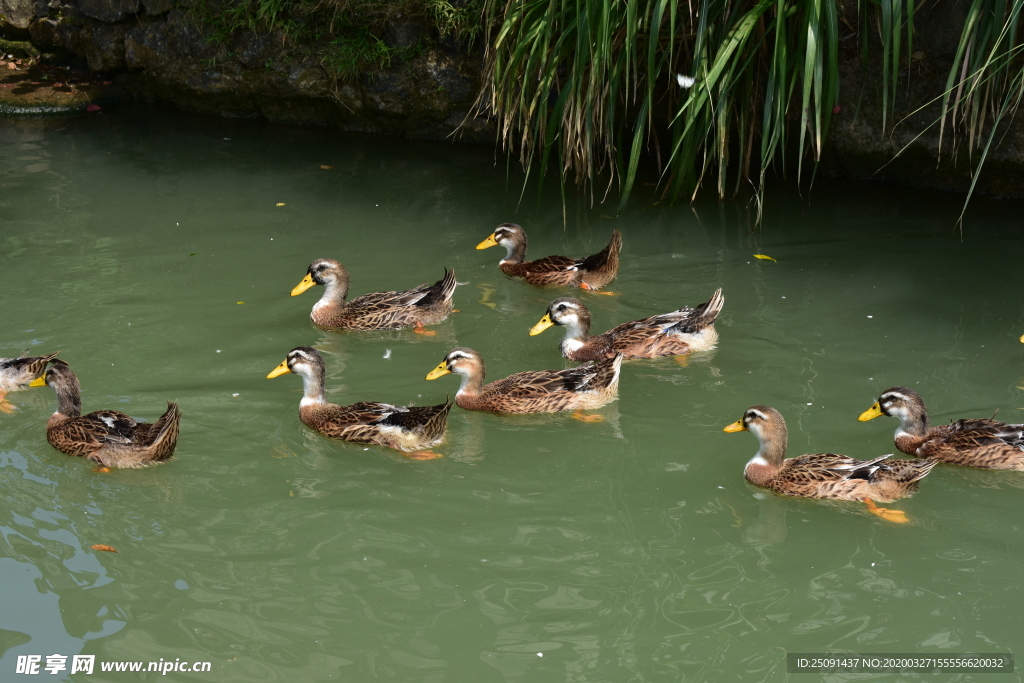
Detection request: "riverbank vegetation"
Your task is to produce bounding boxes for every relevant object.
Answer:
[476,0,1024,221]
[180,0,1022,218]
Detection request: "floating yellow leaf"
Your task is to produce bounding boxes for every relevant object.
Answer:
[237,301,244,304]
[320,165,334,170]
[276,202,286,207]
[91,544,118,552]
[753,254,777,262]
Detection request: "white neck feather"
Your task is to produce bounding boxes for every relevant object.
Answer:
[563,337,586,352]
[454,371,474,396]
[746,452,770,468]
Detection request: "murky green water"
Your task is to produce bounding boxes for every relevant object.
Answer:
[2,108,1024,682]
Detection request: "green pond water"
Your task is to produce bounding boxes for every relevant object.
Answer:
[2,108,1024,683]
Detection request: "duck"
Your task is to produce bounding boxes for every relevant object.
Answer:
[858,386,1024,470]
[529,289,724,361]
[725,405,937,521]
[425,347,621,417]
[291,259,456,334]
[476,224,621,292]
[0,350,59,413]
[268,346,451,459]
[29,360,180,468]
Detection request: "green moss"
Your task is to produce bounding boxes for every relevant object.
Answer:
[0,39,40,59]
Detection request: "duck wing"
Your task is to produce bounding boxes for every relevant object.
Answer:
[490,358,617,398]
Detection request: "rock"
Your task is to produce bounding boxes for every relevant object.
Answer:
[383,20,422,49]
[75,21,124,70]
[140,0,172,15]
[30,16,80,52]
[366,71,409,114]
[78,0,140,23]
[0,0,35,29]
[79,22,125,70]
[426,54,472,103]
[28,17,61,49]
[234,31,278,69]
[125,11,218,71]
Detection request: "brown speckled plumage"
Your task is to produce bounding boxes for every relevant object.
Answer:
[534,289,723,361]
[428,347,621,414]
[38,360,180,468]
[271,347,450,452]
[727,405,936,503]
[479,224,621,290]
[293,259,456,331]
[861,386,1024,470]
[0,351,59,392]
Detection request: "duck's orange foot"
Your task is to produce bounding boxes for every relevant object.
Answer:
[93,466,112,473]
[580,283,619,296]
[413,322,437,336]
[451,309,461,313]
[864,498,909,524]
[674,354,691,367]
[571,409,604,423]
[405,450,443,460]
[0,401,16,414]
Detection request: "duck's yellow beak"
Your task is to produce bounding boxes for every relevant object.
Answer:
[476,234,498,250]
[425,362,450,380]
[291,273,316,296]
[28,375,46,387]
[858,402,884,421]
[267,360,291,378]
[723,419,746,433]
[530,314,554,336]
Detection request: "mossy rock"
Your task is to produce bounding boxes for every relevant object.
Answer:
[0,38,39,59]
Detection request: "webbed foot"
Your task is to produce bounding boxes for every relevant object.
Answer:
[405,450,444,460]
[864,498,909,524]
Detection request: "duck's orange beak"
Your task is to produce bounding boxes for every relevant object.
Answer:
[858,402,884,421]
[267,360,291,378]
[476,234,498,250]
[529,314,554,336]
[723,419,746,433]
[291,273,316,296]
[425,362,450,380]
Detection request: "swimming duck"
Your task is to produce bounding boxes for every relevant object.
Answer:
[858,386,1024,470]
[291,259,456,334]
[268,346,451,459]
[425,347,621,417]
[30,360,180,468]
[0,350,59,413]
[725,405,937,521]
[476,224,621,292]
[529,289,724,361]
